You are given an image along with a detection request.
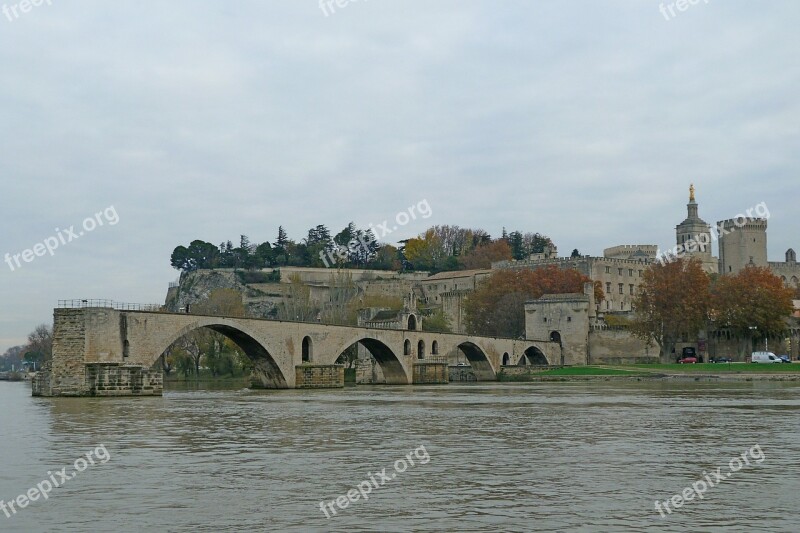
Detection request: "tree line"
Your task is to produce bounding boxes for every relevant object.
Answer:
[0,324,53,372]
[170,223,555,274]
[464,266,602,338]
[463,259,796,355]
[633,260,795,358]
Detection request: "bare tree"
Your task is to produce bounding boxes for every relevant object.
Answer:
[324,271,359,325]
[26,324,53,362]
[279,273,319,321]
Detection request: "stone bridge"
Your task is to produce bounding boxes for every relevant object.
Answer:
[33,306,560,397]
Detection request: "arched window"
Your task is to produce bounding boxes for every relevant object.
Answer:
[408,315,417,331]
[502,352,510,366]
[431,341,439,355]
[302,336,312,362]
[404,339,411,356]
[417,340,425,360]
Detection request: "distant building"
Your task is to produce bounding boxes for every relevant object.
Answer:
[492,248,654,313]
[672,184,718,273]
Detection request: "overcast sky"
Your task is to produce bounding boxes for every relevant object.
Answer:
[1,0,798,352]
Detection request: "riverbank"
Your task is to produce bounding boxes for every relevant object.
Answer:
[498,363,800,382]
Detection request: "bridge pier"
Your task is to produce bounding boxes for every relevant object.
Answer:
[412,362,448,384]
[294,364,345,389]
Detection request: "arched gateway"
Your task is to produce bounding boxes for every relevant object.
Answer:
[33,305,560,397]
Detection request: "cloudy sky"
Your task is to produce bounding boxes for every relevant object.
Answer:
[1,0,798,352]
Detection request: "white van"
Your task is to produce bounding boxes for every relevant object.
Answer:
[751,351,782,363]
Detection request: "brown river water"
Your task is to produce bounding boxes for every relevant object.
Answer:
[1,379,798,532]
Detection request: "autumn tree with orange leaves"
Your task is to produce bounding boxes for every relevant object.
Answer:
[710,266,794,356]
[458,240,513,270]
[632,258,711,359]
[464,266,602,338]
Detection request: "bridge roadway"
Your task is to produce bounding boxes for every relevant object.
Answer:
[34,307,560,395]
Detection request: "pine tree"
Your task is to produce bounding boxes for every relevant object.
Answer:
[273,226,290,265]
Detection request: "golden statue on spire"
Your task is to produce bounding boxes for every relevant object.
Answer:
[689,183,695,202]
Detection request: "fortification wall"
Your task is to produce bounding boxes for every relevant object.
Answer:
[588,328,657,364]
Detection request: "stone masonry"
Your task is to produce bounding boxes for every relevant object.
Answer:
[33,306,559,397]
[295,364,345,389]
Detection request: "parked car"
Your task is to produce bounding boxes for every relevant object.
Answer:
[676,347,699,363]
[678,356,698,364]
[778,355,792,363]
[751,351,783,363]
[710,356,733,363]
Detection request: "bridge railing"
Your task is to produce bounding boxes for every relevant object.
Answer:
[419,356,448,364]
[58,299,164,312]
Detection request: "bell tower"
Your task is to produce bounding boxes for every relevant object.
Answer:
[675,184,717,273]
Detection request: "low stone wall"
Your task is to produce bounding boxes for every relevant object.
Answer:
[86,363,163,396]
[593,356,660,365]
[295,364,344,389]
[497,365,553,377]
[448,365,476,382]
[588,328,656,364]
[413,362,448,384]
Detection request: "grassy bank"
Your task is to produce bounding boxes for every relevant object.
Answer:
[536,366,645,376]
[496,363,800,382]
[612,363,800,373]
[497,366,649,381]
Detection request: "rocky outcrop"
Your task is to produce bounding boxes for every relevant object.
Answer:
[164,269,281,318]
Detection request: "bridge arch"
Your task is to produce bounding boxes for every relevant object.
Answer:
[330,335,410,384]
[457,342,496,380]
[521,346,549,366]
[156,319,289,388]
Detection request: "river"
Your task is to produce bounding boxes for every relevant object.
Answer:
[1,379,798,532]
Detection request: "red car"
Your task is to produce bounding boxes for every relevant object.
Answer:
[678,356,698,364]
